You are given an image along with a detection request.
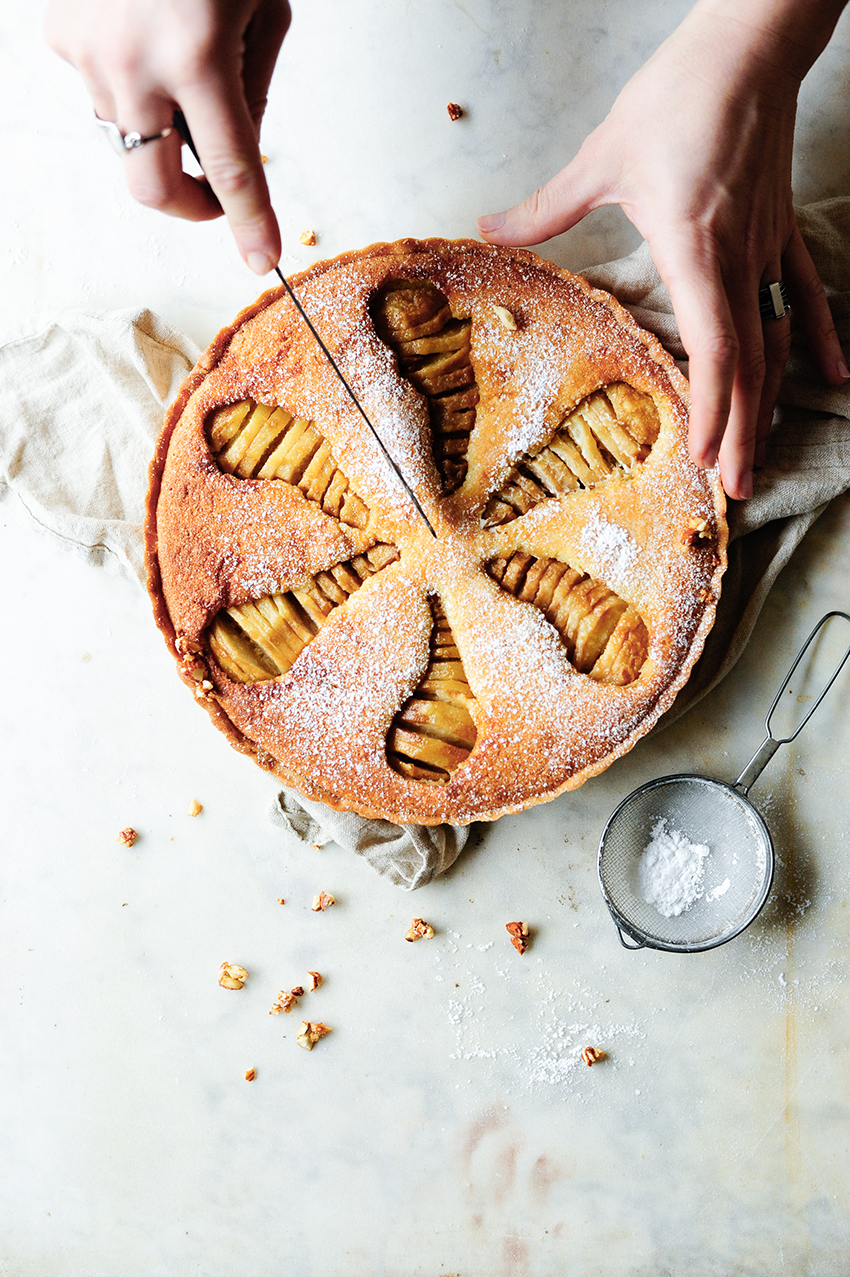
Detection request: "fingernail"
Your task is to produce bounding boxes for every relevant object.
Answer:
[739,472,753,500]
[838,358,849,381]
[247,251,273,275]
[477,212,506,234]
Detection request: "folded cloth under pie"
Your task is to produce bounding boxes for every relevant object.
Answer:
[2,199,849,889]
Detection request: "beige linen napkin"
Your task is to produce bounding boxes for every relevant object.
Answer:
[3,200,849,888]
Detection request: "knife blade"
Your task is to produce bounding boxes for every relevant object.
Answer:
[173,110,437,538]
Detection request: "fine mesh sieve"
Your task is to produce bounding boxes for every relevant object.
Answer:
[598,611,850,952]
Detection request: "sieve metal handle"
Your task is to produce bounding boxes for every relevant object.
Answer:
[616,927,646,950]
[734,610,850,796]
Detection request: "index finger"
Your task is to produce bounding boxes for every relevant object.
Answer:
[177,72,280,274]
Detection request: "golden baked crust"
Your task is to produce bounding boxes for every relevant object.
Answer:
[145,238,727,825]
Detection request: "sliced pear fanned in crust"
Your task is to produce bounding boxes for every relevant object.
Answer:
[207,544,399,683]
[483,383,661,527]
[387,597,478,784]
[487,550,648,685]
[372,280,478,496]
[207,400,369,528]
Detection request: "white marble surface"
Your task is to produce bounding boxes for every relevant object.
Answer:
[2,3,850,1274]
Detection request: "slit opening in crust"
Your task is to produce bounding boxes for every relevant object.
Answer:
[205,543,400,683]
[386,594,478,785]
[371,280,478,496]
[483,384,661,528]
[206,399,369,528]
[486,550,649,685]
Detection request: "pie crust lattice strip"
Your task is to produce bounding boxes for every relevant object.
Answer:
[146,238,727,826]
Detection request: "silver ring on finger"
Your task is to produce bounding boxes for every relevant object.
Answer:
[95,112,175,156]
[758,280,791,322]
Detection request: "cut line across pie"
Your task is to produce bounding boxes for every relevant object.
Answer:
[146,238,726,825]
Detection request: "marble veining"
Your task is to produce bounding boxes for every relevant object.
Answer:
[2,2,850,1273]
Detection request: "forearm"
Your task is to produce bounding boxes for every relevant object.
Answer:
[681,0,848,83]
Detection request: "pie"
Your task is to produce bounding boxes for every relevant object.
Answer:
[146,238,727,825]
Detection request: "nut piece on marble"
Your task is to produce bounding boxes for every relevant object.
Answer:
[405,918,435,942]
[245,1067,256,1081]
[117,827,138,848]
[493,304,517,331]
[270,990,298,1015]
[581,1046,606,1067]
[311,891,335,912]
[187,798,203,817]
[506,921,530,954]
[307,971,323,991]
[219,962,249,990]
[297,1021,332,1051]
[446,102,464,120]
[300,229,317,246]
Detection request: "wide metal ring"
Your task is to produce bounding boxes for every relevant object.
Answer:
[95,112,174,156]
[758,280,791,322]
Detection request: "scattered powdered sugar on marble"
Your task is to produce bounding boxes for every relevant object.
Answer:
[580,509,638,582]
[440,955,646,1096]
[637,818,711,917]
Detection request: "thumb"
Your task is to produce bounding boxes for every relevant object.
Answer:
[477,154,601,247]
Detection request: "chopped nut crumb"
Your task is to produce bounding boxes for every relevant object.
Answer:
[270,990,298,1014]
[405,918,435,942]
[261,154,269,163]
[219,962,248,990]
[290,985,305,998]
[311,891,335,911]
[245,1067,256,1081]
[300,230,317,246]
[581,1046,606,1067]
[493,304,517,331]
[117,827,138,848]
[446,102,464,121]
[297,1021,331,1051]
[277,897,285,905]
[187,799,203,817]
[506,920,530,954]
[307,971,322,991]
[681,517,712,547]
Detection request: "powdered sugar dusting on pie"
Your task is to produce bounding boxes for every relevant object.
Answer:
[580,510,638,581]
[146,238,727,825]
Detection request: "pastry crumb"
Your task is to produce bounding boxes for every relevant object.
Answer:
[277,897,285,905]
[297,1021,331,1051]
[261,154,268,164]
[493,304,517,331]
[219,962,248,990]
[270,990,298,1015]
[581,1046,606,1067]
[117,827,138,848]
[446,102,464,121]
[307,971,322,991]
[300,230,317,246]
[311,891,335,911]
[245,1067,256,1081]
[405,918,435,942]
[290,985,305,998]
[187,798,203,817]
[506,921,530,954]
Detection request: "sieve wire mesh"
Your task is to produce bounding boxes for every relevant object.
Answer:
[598,775,773,951]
